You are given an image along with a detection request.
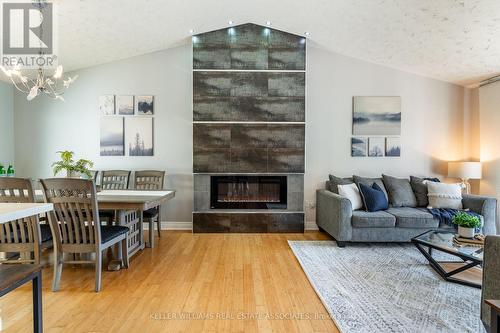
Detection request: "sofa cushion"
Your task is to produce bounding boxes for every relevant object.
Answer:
[352,210,396,228]
[353,175,388,200]
[410,176,440,207]
[382,174,417,207]
[386,207,439,228]
[427,182,463,209]
[359,183,389,212]
[338,183,363,210]
[328,175,353,194]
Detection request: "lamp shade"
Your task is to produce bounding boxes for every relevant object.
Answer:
[448,162,482,179]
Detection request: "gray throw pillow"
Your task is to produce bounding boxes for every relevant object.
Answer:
[352,175,389,200]
[328,175,353,194]
[410,176,440,207]
[382,174,417,207]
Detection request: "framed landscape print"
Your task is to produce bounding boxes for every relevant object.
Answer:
[99,95,115,115]
[351,137,367,157]
[117,95,134,115]
[125,117,154,156]
[100,117,124,156]
[386,137,401,157]
[353,96,401,135]
[136,95,154,115]
[368,137,385,157]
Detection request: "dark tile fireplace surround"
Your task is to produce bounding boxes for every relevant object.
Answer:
[192,23,305,233]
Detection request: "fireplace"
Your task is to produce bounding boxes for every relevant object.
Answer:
[210,176,287,209]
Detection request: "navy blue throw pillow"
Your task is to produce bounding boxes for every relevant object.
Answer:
[359,183,389,212]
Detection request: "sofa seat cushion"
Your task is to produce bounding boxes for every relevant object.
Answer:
[386,207,439,228]
[352,210,396,228]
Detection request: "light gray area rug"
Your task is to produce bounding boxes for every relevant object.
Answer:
[288,241,485,333]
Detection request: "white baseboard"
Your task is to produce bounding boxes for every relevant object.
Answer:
[144,221,193,231]
[305,221,319,231]
[147,221,318,232]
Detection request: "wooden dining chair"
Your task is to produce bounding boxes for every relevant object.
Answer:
[100,170,131,224]
[89,170,99,183]
[0,178,53,264]
[101,170,131,190]
[40,178,129,292]
[135,171,165,247]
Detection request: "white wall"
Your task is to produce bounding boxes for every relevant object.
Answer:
[305,42,464,221]
[14,45,193,223]
[13,42,466,226]
[479,81,500,230]
[0,81,14,166]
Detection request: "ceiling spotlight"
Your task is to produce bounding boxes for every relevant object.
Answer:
[266,21,271,26]
[189,29,195,34]
[228,20,234,25]
[304,31,310,36]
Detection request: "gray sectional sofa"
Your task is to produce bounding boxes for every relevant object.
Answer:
[316,178,498,247]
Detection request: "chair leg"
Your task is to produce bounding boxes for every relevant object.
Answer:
[52,252,63,292]
[147,218,154,248]
[95,250,102,292]
[121,238,129,269]
[156,215,161,238]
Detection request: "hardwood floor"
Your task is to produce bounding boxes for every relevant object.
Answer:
[0,231,339,333]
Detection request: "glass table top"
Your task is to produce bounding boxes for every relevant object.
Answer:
[413,230,484,261]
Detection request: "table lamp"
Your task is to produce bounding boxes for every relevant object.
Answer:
[448,161,482,194]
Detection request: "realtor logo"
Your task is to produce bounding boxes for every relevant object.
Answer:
[2,2,53,54]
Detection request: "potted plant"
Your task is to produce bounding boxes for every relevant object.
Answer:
[52,151,94,179]
[452,211,482,238]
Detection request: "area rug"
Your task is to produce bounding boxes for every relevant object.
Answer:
[288,241,485,333]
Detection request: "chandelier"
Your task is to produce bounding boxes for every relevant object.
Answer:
[0,65,77,101]
[0,0,77,101]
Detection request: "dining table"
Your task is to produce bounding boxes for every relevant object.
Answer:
[34,189,176,270]
[0,202,54,333]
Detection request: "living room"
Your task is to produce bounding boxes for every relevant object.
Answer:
[0,1,499,332]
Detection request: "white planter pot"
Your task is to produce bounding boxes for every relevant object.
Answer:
[66,170,80,178]
[458,226,475,239]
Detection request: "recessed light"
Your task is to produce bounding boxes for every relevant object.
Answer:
[304,31,310,36]
[228,20,234,25]
[266,21,271,26]
[189,29,195,34]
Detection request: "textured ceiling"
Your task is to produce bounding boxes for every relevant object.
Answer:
[2,0,500,86]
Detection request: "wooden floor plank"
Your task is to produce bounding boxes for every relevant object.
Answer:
[0,231,339,333]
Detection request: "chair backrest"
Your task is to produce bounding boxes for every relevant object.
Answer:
[89,170,99,183]
[40,178,101,247]
[0,178,41,262]
[101,170,131,190]
[134,170,165,190]
[0,177,35,203]
[481,235,500,330]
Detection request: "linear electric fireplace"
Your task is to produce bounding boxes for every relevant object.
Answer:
[210,176,287,210]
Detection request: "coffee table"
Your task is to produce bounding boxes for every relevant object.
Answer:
[412,230,483,288]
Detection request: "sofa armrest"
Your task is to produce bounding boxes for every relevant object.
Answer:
[462,194,498,235]
[316,189,353,242]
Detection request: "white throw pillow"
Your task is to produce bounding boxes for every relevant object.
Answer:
[427,182,463,209]
[338,183,363,210]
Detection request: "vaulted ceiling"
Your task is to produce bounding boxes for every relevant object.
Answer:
[2,0,500,86]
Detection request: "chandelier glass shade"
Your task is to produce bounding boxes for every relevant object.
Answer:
[0,65,78,101]
[0,0,77,101]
